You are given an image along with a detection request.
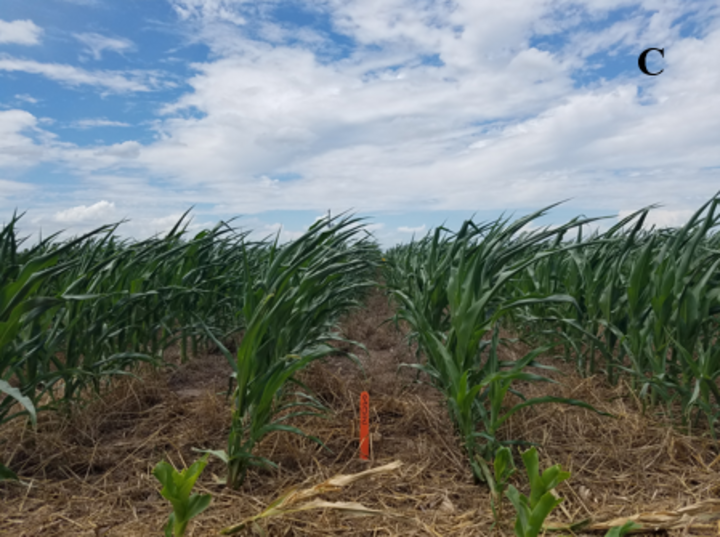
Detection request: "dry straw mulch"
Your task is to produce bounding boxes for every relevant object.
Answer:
[2,289,720,536]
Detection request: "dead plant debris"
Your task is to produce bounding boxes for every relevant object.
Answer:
[2,288,719,536]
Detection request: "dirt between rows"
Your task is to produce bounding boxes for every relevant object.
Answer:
[2,287,720,536]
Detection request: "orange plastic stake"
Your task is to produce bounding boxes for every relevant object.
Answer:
[359,391,370,460]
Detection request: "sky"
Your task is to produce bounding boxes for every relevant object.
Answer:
[0,0,718,248]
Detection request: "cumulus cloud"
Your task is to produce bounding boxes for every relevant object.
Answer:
[72,118,131,128]
[0,109,37,135]
[54,200,116,223]
[14,94,39,104]
[93,140,141,159]
[0,109,48,167]
[73,32,135,60]
[170,0,247,25]
[617,207,699,229]
[0,56,168,93]
[0,110,145,173]
[0,178,34,199]
[398,224,426,233]
[0,19,42,45]
[108,0,706,219]
[365,223,385,232]
[3,0,720,243]
[146,213,209,235]
[258,222,306,242]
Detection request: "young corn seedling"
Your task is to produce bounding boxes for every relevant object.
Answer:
[505,447,570,537]
[477,445,516,527]
[605,521,642,537]
[153,454,212,537]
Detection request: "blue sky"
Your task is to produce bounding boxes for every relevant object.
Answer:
[0,0,718,247]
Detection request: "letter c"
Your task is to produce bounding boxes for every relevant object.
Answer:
[639,48,664,76]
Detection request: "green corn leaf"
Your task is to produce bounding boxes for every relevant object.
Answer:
[527,493,564,537]
[0,462,19,481]
[604,521,643,537]
[186,493,213,522]
[494,446,516,485]
[0,379,36,426]
[153,455,212,537]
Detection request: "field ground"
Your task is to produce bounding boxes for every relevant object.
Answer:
[2,288,720,536]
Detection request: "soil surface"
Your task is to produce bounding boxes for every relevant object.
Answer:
[2,286,720,536]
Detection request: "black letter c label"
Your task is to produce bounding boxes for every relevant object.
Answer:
[639,48,664,76]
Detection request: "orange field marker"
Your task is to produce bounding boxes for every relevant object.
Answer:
[359,391,370,460]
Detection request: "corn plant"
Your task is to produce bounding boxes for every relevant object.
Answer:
[511,193,720,434]
[478,445,516,526]
[153,454,212,537]
[201,214,378,488]
[510,206,654,382]
[2,210,379,485]
[1,216,117,424]
[1,211,259,476]
[385,206,607,484]
[671,337,720,436]
[505,447,570,537]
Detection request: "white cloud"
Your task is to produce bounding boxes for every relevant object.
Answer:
[254,126,316,148]
[258,222,305,242]
[3,0,720,245]
[170,0,247,25]
[0,55,168,93]
[398,224,426,233]
[63,2,692,220]
[0,110,146,174]
[92,140,141,159]
[14,94,39,104]
[0,19,42,45]
[0,109,47,168]
[73,118,132,128]
[0,178,34,200]
[54,200,116,223]
[73,32,135,60]
[147,213,208,235]
[617,207,698,229]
